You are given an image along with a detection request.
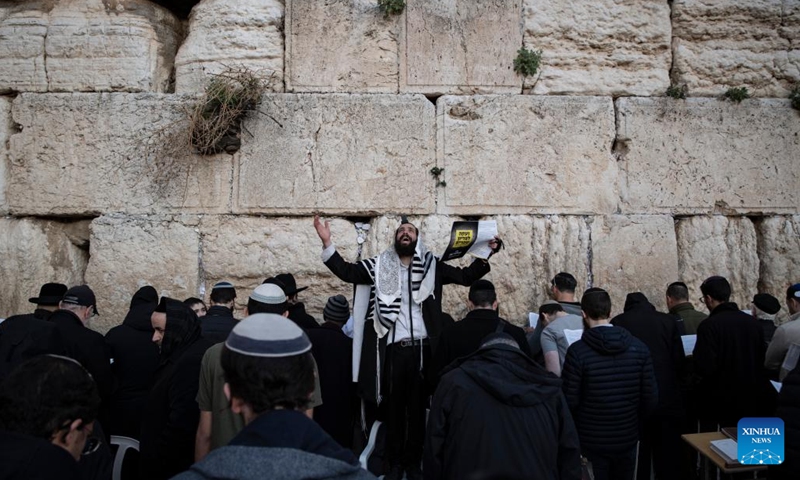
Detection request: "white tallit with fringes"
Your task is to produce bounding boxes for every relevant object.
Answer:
[351,238,437,387]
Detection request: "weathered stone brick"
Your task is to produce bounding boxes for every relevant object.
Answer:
[236,94,435,215]
[437,95,618,215]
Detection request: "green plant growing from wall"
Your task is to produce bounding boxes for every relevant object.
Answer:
[430,167,446,187]
[790,85,800,111]
[514,47,542,77]
[722,87,750,103]
[378,0,405,18]
[665,84,687,99]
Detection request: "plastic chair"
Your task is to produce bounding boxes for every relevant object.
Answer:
[109,435,139,480]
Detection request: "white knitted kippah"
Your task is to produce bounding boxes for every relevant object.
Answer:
[225,313,311,358]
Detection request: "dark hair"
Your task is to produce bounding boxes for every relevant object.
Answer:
[539,302,564,316]
[184,297,206,308]
[581,288,611,320]
[247,297,288,315]
[468,280,496,307]
[787,284,800,301]
[210,287,237,305]
[0,356,100,439]
[551,272,577,293]
[221,346,315,414]
[666,282,689,301]
[700,276,731,303]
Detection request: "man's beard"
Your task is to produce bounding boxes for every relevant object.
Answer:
[394,236,417,256]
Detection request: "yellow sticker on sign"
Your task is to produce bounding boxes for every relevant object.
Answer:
[452,230,474,249]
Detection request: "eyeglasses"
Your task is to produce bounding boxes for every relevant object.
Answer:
[82,435,102,456]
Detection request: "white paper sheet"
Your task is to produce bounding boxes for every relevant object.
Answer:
[682,334,697,356]
[771,380,782,393]
[528,312,539,328]
[564,329,583,346]
[467,221,498,259]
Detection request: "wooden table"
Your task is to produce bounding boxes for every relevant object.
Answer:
[682,432,768,479]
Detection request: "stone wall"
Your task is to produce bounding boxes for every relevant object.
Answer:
[1,0,799,332]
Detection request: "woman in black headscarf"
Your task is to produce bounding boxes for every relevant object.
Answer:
[139,297,213,480]
[105,286,161,439]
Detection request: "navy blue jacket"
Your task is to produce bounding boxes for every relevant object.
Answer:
[561,325,658,454]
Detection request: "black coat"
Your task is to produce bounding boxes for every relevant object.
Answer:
[200,305,237,344]
[139,299,213,480]
[0,310,65,382]
[611,293,685,417]
[0,430,79,480]
[139,337,212,479]
[49,310,113,403]
[104,303,160,438]
[693,302,774,426]
[307,322,357,448]
[324,250,490,404]
[771,364,800,479]
[289,302,320,330]
[430,308,532,387]
[561,325,658,454]
[424,344,581,480]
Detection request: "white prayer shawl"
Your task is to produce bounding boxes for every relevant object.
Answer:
[351,238,437,399]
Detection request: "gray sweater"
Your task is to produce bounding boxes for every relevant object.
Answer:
[172,446,376,480]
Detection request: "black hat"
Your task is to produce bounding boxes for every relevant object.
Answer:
[323,295,350,323]
[29,282,68,306]
[61,285,99,315]
[753,293,781,315]
[274,273,308,296]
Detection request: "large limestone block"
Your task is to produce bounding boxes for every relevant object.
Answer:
[0,96,11,214]
[0,0,182,93]
[523,0,671,96]
[0,4,48,92]
[175,0,284,94]
[85,215,201,333]
[286,0,398,93]
[46,0,182,92]
[530,215,592,307]
[757,216,800,313]
[8,93,233,215]
[0,217,89,319]
[672,0,799,97]
[400,0,523,94]
[236,94,435,215]
[617,98,800,215]
[675,216,759,310]
[591,215,679,314]
[436,95,618,215]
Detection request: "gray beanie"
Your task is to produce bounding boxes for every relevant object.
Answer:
[323,295,350,323]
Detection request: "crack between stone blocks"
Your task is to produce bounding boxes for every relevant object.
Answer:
[197,227,207,299]
[42,17,50,91]
[667,0,677,86]
[586,216,594,289]
[610,98,628,215]
[308,125,321,207]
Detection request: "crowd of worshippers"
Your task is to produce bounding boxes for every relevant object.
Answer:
[1,215,799,480]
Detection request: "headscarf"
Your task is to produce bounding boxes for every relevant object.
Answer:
[122,286,159,332]
[156,297,202,361]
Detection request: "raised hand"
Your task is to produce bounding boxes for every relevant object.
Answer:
[313,215,332,248]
